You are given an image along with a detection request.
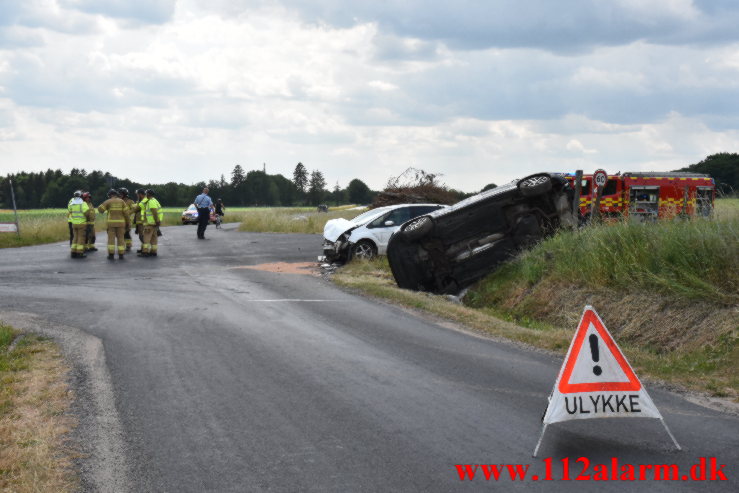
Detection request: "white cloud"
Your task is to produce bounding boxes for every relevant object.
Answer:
[0,0,737,193]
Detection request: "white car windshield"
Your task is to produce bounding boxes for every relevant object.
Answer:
[187,204,196,211]
[351,207,392,224]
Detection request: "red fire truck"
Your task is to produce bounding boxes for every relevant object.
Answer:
[566,172,715,220]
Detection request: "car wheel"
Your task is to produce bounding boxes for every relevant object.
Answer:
[351,240,377,260]
[400,215,433,241]
[518,173,552,197]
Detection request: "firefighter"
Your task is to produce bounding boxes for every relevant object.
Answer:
[97,189,130,260]
[67,191,80,246]
[119,187,135,252]
[68,191,93,258]
[139,189,162,257]
[130,188,148,253]
[82,192,98,252]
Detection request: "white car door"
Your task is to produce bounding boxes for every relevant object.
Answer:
[367,207,412,253]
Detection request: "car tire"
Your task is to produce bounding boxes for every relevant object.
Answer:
[518,173,552,197]
[351,240,377,260]
[399,215,433,241]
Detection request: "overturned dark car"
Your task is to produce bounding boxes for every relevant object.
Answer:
[386,173,576,295]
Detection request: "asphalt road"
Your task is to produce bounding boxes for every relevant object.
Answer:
[0,223,736,492]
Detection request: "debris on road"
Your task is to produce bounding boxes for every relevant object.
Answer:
[230,261,317,275]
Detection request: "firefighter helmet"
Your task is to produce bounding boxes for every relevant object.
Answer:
[136,188,145,195]
[118,187,129,197]
[81,192,91,200]
[107,188,119,197]
[145,189,155,196]
[73,190,82,197]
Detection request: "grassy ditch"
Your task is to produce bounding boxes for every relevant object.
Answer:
[238,205,366,234]
[333,201,738,399]
[0,323,78,492]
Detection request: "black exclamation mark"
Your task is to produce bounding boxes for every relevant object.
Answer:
[589,334,602,376]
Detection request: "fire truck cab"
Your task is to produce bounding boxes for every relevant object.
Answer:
[567,172,715,220]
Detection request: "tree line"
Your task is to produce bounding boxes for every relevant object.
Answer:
[0,164,378,209]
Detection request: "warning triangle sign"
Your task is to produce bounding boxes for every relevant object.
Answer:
[541,306,663,425]
[557,307,641,393]
[535,306,681,456]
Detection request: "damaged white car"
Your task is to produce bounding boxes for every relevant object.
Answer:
[322,204,446,262]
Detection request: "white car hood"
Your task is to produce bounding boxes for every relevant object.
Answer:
[323,218,356,242]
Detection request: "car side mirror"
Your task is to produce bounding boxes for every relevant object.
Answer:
[384,220,395,227]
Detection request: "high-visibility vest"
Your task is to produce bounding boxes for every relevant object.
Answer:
[68,201,89,225]
[143,198,162,225]
[134,198,148,224]
[67,198,74,223]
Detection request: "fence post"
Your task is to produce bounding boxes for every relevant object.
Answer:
[573,170,583,223]
[9,179,20,237]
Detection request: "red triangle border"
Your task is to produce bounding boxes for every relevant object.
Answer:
[558,309,641,393]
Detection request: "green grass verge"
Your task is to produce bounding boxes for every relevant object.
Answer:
[468,212,738,306]
[238,205,366,234]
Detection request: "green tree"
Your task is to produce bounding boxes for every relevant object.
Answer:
[293,162,308,194]
[307,170,327,206]
[677,152,739,196]
[347,178,371,204]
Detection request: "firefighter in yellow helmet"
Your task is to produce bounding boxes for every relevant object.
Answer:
[119,187,135,252]
[138,189,162,257]
[82,192,98,252]
[97,189,130,260]
[68,190,93,258]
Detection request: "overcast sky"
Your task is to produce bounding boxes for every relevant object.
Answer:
[1,0,738,192]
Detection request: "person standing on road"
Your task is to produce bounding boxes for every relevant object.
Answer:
[215,198,225,217]
[98,189,130,260]
[67,191,80,246]
[68,191,93,258]
[131,188,148,253]
[82,192,98,252]
[119,188,135,252]
[194,187,213,239]
[139,189,162,257]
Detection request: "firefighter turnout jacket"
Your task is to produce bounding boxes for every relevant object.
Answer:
[143,198,162,225]
[97,197,131,228]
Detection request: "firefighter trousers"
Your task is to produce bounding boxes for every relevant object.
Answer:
[107,226,126,254]
[71,224,87,253]
[142,226,158,254]
[85,224,96,249]
[123,228,132,250]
